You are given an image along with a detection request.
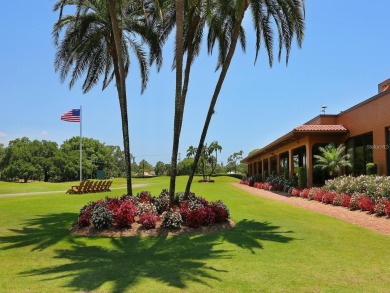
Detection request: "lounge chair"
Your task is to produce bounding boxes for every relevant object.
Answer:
[92,180,103,192]
[82,180,93,193]
[67,181,87,194]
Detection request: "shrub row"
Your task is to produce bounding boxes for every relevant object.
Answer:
[240,176,390,218]
[287,187,390,217]
[77,190,230,230]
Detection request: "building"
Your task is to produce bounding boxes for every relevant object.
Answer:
[241,78,390,187]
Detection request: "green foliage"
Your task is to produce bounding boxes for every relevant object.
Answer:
[298,167,307,189]
[314,143,352,177]
[91,205,114,229]
[366,163,377,175]
[1,176,390,292]
[0,136,135,182]
[161,208,182,229]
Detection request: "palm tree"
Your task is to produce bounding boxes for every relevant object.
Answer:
[169,0,185,202]
[185,0,305,196]
[314,143,352,177]
[53,0,162,195]
[166,0,243,200]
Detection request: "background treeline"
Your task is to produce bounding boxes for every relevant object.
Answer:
[0,137,246,182]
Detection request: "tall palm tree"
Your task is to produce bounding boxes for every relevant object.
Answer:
[314,143,352,177]
[53,0,162,195]
[185,0,305,196]
[169,0,185,203]
[167,0,242,200]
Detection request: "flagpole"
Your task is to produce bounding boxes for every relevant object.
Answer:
[80,105,82,182]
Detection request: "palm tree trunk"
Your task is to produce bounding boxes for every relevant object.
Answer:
[169,0,184,203]
[108,0,133,196]
[185,2,248,196]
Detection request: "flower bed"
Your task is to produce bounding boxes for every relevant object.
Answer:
[240,175,390,218]
[74,190,231,235]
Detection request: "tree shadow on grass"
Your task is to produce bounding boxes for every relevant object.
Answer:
[0,213,80,251]
[222,218,295,254]
[1,213,295,292]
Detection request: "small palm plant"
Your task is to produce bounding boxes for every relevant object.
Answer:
[314,143,352,177]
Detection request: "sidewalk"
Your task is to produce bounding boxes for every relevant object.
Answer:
[233,183,390,236]
[0,184,147,198]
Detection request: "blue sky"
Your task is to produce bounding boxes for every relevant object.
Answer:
[1,1,390,166]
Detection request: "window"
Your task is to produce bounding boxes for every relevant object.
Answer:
[346,132,373,176]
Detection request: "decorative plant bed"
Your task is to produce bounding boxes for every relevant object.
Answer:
[198,179,215,183]
[72,190,233,237]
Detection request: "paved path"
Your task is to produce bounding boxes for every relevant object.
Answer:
[0,184,147,198]
[233,183,390,236]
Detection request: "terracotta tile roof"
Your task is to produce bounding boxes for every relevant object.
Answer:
[293,125,348,132]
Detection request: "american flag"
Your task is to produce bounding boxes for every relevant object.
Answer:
[61,109,80,122]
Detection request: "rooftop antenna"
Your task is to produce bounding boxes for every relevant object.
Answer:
[321,105,327,114]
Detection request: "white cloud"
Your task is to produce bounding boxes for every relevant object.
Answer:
[41,130,49,136]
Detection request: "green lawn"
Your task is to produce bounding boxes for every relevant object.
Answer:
[0,176,389,292]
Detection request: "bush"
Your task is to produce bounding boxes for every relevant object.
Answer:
[349,194,362,211]
[161,208,182,229]
[91,204,114,229]
[137,202,158,216]
[322,191,337,205]
[300,188,310,199]
[298,167,307,189]
[115,200,137,228]
[366,163,377,175]
[314,189,326,202]
[138,213,157,229]
[187,208,208,228]
[77,202,95,227]
[374,198,388,216]
[359,196,375,213]
[154,190,170,213]
[386,202,390,217]
[340,194,351,208]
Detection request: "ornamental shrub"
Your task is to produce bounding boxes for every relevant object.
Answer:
[300,188,310,199]
[179,202,191,223]
[298,167,307,189]
[162,208,182,229]
[211,203,229,223]
[91,204,114,229]
[154,190,170,213]
[138,213,157,229]
[349,194,362,211]
[137,202,158,216]
[340,194,351,208]
[77,201,95,227]
[115,200,137,228]
[374,198,388,216]
[332,193,343,206]
[366,163,377,175]
[359,196,375,213]
[322,191,337,205]
[314,189,326,202]
[385,202,390,217]
[187,208,208,228]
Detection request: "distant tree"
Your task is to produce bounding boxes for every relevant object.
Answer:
[314,143,352,177]
[155,161,167,176]
[139,159,153,176]
[227,151,244,173]
[1,137,41,182]
[177,158,194,176]
[0,143,4,179]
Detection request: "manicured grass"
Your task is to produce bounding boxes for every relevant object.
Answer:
[0,176,389,292]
